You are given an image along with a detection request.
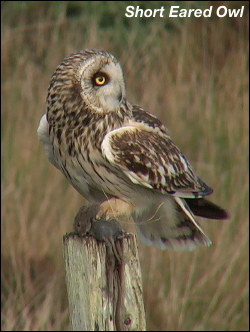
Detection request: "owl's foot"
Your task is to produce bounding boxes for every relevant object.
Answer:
[95,197,133,220]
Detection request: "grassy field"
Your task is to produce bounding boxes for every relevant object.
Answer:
[1,1,249,331]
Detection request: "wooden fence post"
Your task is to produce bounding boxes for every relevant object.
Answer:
[63,232,146,331]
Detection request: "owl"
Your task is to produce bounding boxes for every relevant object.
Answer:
[38,49,228,250]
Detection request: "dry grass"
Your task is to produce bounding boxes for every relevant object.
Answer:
[1,2,249,331]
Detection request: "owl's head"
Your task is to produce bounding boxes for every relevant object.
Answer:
[49,49,126,116]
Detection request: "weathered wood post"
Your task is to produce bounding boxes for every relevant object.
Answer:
[63,231,146,331]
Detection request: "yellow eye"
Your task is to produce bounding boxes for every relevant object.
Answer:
[95,76,105,85]
[93,73,108,86]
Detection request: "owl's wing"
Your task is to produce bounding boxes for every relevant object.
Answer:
[101,118,212,199]
[37,114,60,170]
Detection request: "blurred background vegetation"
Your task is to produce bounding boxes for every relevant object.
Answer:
[1,1,249,331]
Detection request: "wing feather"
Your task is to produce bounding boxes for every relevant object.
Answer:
[102,122,212,198]
[37,114,60,170]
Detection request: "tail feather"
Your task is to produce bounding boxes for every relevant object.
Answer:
[133,197,211,251]
[185,198,229,220]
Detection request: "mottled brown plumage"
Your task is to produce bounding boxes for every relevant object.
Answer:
[38,49,228,250]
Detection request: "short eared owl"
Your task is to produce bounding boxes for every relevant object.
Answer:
[38,49,227,250]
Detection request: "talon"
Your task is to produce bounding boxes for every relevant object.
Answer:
[115,231,130,240]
